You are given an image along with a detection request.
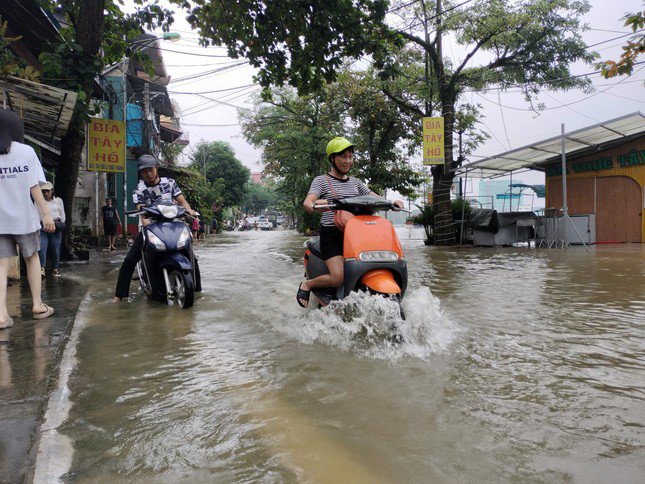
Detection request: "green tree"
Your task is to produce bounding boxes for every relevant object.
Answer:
[171,168,221,221]
[240,87,345,231]
[242,178,284,214]
[0,19,41,80]
[335,68,423,198]
[190,141,250,208]
[36,0,175,252]
[181,0,596,245]
[173,0,391,94]
[597,5,645,78]
[380,0,595,244]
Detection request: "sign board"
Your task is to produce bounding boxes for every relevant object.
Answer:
[87,119,126,173]
[422,116,444,165]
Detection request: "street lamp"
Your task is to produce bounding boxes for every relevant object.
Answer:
[122,32,181,123]
[160,32,181,42]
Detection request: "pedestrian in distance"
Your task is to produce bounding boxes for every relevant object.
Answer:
[191,215,199,240]
[297,136,404,308]
[113,154,201,302]
[198,218,206,240]
[101,197,122,251]
[0,109,55,329]
[38,181,65,276]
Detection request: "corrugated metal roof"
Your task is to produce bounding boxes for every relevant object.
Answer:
[0,76,77,153]
[458,112,645,178]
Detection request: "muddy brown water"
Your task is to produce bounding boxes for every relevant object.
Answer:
[58,230,644,482]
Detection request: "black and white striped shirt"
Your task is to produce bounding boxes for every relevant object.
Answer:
[308,174,371,226]
[133,177,182,206]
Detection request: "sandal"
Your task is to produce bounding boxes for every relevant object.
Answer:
[296,282,311,308]
[0,317,14,330]
[33,304,54,320]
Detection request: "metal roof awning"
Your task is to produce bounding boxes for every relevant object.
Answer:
[0,76,78,155]
[510,183,546,198]
[457,112,645,178]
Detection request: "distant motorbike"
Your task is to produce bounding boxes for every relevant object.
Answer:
[303,195,408,316]
[127,202,199,308]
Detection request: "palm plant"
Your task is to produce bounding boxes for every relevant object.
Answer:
[414,199,473,244]
[413,204,434,242]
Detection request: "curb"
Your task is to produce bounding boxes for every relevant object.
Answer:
[32,291,92,483]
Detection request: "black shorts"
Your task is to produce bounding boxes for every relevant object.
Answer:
[104,222,117,236]
[320,225,344,260]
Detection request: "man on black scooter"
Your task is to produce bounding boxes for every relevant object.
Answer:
[297,137,403,308]
[113,154,201,302]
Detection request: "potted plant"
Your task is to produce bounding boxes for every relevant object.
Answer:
[69,231,91,261]
[413,204,434,245]
[414,200,473,245]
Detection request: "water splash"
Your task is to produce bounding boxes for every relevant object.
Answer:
[280,287,459,360]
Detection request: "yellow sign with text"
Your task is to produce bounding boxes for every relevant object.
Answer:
[87,119,126,173]
[422,116,444,165]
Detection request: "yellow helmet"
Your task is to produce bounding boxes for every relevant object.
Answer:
[326,137,354,158]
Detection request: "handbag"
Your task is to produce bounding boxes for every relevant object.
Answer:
[54,219,66,231]
[325,175,354,231]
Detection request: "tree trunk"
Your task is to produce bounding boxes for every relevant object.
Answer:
[431,100,456,245]
[54,0,106,256]
[57,111,86,257]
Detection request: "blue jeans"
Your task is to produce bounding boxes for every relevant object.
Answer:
[39,229,63,269]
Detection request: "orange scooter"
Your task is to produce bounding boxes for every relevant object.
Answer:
[303,195,408,315]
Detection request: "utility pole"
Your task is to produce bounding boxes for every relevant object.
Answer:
[143,82,150,154]
[122,54,128,238]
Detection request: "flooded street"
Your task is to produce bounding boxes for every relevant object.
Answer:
[59,230,644,482]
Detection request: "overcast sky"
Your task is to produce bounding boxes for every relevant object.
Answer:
[150,0,644,189]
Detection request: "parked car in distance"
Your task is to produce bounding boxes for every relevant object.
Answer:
[256,216,273,230]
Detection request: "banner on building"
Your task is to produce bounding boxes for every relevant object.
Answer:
[422,116,444,165]
[87,119,126,173]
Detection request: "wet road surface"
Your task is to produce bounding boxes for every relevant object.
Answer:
[37,230,645,482]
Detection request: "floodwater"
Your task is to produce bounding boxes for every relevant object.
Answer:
[60,229,644,483]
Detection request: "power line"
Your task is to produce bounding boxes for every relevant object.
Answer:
[165,61,235,68]
[157,46,234,58]
[179,85,259,116]
[497,90,512,150]
[588,27,631,34]
[168,83,257,95]
[542,91,598,122]
[169,62,250,88]
[474,65,644,113]
[586,29,645,49]
[463,61,645,93]
[180,122,241,127]
[169,61,247,83]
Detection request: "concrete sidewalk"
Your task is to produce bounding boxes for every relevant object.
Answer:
[0,250,119,484]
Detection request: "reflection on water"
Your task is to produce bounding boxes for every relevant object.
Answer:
[64,230,645,482]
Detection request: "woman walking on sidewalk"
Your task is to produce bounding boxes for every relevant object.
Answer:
[38,181,65,276]
[0,110,55,329]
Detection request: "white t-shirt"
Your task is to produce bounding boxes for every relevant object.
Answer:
[0,142,47,234]
[45,197,65,222]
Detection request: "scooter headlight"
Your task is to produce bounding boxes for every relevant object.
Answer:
[177,227,191,248]
[146,231,166,250]
[158,204,180,219]
[358,250,400,262]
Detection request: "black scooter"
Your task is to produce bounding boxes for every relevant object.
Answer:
[127,202,199,308]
